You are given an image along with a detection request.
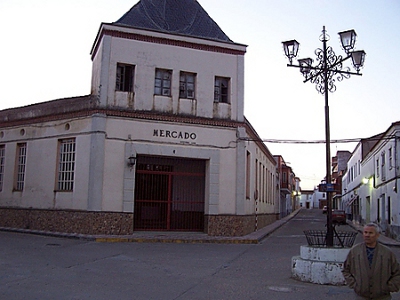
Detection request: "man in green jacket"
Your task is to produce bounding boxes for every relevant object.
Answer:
[342,223,400,299]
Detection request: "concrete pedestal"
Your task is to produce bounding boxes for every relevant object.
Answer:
[292,245,350,285]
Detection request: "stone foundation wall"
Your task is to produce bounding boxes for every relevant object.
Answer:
[0,208,279,237]
[0,208,134,235]
[206,213,279,236]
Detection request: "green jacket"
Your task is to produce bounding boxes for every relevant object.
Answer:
[342,242,400,299]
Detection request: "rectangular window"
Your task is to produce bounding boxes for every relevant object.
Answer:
[15,143,27,191]
[0,145,4,191]
[116,63,135,92]
[282,172,287,183]
[154,69,172,96]
[389,147,393,169]
[376,158,380,178]
[255,159,258,200]
[179,72,196,99]
[246,151,250,199]
[381,152,386,181]
[57,138,76,191]
[214,77,229,103]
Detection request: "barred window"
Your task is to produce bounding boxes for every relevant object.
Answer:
[57,138,76,191]
[0,145,5,191]
[154,69,172,96]
[15,143,26,191]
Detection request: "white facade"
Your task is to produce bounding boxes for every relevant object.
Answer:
[342,122,400,239]
[91,24,245,122]
[313,187,327,209]
[0,1,279,236]
[299,190,314,209]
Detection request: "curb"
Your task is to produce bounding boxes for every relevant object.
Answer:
[94,237,259,244]
[0,227,260,244]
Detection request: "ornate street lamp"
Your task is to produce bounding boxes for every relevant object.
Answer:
[282,26,366,246]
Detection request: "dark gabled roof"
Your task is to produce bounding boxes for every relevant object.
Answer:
[114,0,232,42]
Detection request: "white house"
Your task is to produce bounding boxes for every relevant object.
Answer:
[313,185,327,209]
[0,0,279,236]
[299,190,314,209]
[342,122,400,239]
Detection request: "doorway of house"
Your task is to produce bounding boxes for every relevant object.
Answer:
[134,156,206,232]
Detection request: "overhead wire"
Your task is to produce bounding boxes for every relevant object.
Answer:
[239,135,398,144]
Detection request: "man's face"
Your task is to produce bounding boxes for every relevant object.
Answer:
[363,226,379,247]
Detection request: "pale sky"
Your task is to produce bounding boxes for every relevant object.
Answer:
[1,0,399,190]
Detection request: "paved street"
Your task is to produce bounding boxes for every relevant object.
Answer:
[2,209,400,300]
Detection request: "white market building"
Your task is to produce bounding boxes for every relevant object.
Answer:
[0,0,279,236]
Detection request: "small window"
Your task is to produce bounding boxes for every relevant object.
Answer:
[0,145,5,191]
[376,158,380,178]
[389,147,393,169]
[179,72,196,99]
[245,151,250,199]
[214,77,229,103]
[57,138,76,191]
[154,69,172,96]
[282,172,287,183]
[14,143,27,191]
[116,63,134,92]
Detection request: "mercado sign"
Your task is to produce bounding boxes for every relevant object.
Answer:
[153,129,197,140]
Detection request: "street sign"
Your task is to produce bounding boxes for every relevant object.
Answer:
[318,183,336,192]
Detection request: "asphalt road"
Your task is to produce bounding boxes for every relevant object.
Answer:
[2,209,400,300]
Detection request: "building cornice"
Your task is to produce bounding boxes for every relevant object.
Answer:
[0,102,243,130]
[91,24,246,60]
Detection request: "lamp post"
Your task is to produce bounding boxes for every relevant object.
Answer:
[282,26,365,246]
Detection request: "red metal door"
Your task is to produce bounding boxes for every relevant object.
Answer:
[134,156,205,231]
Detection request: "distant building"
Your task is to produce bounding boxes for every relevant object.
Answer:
[299,190,314,209]
[332,150,351,209]
[0,0,279,236]
[274,155,296,217]
[314,182,327,209]
[342,121,400,240]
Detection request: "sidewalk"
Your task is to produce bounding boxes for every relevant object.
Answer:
[0,210,300,244]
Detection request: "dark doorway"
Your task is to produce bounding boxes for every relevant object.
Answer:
[134,156,205,232]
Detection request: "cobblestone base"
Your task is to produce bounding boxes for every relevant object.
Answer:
[0,208,279,237]
[206,213,279,236]
[0,208,134,235]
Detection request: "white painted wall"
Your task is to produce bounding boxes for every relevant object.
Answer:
[91,24,246,122]
[343,123,400,238]
[0,117,93,210]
